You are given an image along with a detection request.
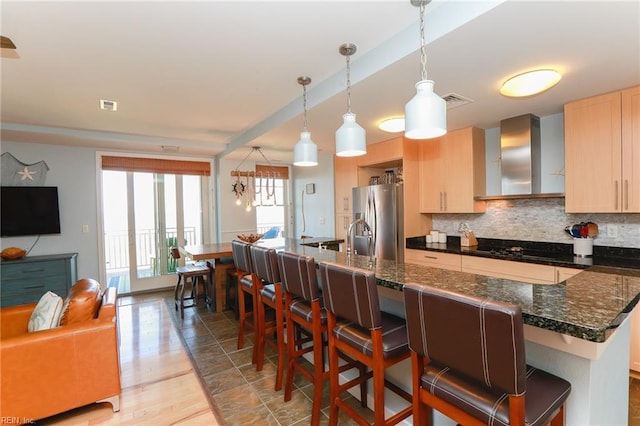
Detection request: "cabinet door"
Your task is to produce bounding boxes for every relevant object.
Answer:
[335,214,350,242]
[404,249,461,271]
[622,86,640,212]
[443,127,486,212]
[631,304,640,372]
[565,91,622,212]
[334,156,358,214]
[461,256,555,284]
[555,266,581,283]
[418,138,444,212]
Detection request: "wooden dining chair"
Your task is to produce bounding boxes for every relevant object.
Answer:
[171,247,209,318]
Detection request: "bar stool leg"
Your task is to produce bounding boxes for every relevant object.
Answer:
[174,274,182,312]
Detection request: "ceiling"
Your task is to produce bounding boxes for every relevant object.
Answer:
[2,1,639,163]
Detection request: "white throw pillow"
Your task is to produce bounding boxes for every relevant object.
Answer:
[28,291,64,332]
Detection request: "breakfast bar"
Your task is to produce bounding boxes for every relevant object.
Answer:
[267,239,640,425]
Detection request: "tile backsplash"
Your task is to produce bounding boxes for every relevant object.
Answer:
[431,198,640,249]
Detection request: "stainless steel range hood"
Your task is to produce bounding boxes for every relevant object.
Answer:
[500,113,541,195]
[475,113,564,201]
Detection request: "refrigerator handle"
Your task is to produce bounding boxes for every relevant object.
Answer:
[369,190,377,257]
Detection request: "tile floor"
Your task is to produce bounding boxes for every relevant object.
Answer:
[164,291,375,425]
[166,291,640,426]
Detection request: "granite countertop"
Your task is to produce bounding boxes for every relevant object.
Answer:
[406,235,640,270]
[275,239,640,344]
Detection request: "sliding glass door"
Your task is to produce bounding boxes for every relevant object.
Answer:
[101,166,207,294]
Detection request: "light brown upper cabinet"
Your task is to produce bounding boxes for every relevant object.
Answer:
[418,126,486,213]
[565,86,639,213]
[334,155,358,240]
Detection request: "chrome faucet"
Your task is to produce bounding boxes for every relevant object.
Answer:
[346,218,375,267]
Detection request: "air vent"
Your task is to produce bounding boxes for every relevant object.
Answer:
[442,93,473,110]
[100,99,118,111]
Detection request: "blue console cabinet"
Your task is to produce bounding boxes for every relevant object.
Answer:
[0,253,78,307]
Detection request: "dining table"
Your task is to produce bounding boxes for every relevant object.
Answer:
[182,243,233,313]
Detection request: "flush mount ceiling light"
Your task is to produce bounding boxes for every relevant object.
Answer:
[500,69,562,97]
[404,0,447,140]
[378,117,405,133]
[336,43,366,157]
[293,76,318,167]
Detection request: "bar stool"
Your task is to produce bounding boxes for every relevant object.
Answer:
[171,247,209,318]
[250,244,286,392]
[402,283,571,426]
[231,241,255,354]
[277,251,327,423]
[319,261,412,426]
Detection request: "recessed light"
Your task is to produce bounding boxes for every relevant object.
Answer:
[378,117,405,133]
[500,69,562,98]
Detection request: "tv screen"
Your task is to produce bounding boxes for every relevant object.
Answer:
[1,186,61,237]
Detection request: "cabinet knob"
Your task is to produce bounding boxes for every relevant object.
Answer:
[615,180,619,210]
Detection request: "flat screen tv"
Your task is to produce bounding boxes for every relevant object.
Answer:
[1,186,61,237]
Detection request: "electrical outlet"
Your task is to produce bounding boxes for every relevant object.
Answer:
[606,224,618,239]
[319,217,325,225]
[82,225,89,233]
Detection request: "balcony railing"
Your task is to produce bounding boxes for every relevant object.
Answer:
[104,227,197,273]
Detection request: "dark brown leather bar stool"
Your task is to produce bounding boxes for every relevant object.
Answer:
[231,241,256,357]
[171,247,209,318]
[277,251,327,424]
[403,283,571,426]
[319,261,412,426]
[250,244,286,392]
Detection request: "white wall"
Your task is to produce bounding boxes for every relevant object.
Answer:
[291,152,336,239]
[1,142,101,280]
[217,158,260,242]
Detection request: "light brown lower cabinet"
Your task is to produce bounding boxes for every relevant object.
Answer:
[460,256,581,284]
[404,249,461,271]
[631,306,640,373]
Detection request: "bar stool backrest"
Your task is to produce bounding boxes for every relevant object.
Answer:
[250,245,280,284]
[232,240,252,274]
[277,251,320,302]
[403,283,526,396]
[319,261,381,330]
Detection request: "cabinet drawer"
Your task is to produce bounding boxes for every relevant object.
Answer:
[461,256,555,284]
[404,249,461,271]
[1,283,68,305]
[1,277,68,295]
[1,260,68,280]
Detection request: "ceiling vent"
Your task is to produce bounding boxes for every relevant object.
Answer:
[442,93,473,110]
[100,99,118,111]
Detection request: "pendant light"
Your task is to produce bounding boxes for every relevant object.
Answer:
[293,76,318,167]
[404,0,447,140]
[336,43,366,157]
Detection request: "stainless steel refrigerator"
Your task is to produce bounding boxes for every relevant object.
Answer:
[352,183,404,262]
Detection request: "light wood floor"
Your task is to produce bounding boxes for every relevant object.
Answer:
[40,293,221,425]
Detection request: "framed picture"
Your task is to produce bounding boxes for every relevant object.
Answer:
[306,183,315,194]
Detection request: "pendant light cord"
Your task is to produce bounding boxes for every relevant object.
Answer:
[419,1,427,81]
[346,53,352,113]
[302,84,309,132]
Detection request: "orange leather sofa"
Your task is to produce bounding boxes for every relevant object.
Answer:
[1,278,121,424]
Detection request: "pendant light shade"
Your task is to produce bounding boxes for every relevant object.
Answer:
[404,0,447,140]
[404,80,447,139]
[293,76,318,167]
[336,43,366,157]
[336,112,366,157]
[293,131,318,166]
